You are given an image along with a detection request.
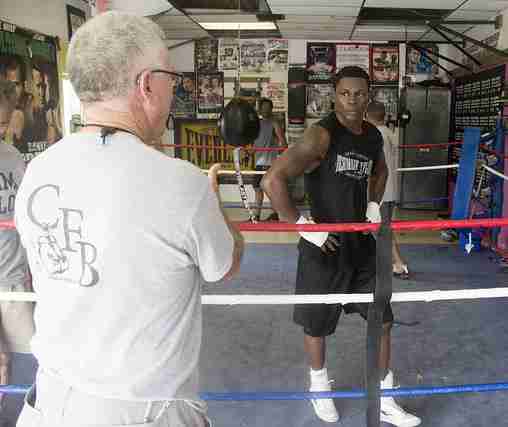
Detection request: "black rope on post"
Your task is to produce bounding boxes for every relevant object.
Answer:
[365,202,393,427]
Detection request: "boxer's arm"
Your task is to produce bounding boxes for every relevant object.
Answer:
[261,125,329,223]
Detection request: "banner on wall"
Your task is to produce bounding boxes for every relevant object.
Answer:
[0,20,61,162]
[336,43,370,76]
[218,38,239,71]
[261,82,287,112]
[306,84,334,118]
[197,72,223,118]
[171,72,196,118]
[195,38,218,73]
[371,45,399,84]
[174,120,254,177]
[406,44,439,82]
[306,42,336,83]
[240,39,268,74]
[267,39,288,72]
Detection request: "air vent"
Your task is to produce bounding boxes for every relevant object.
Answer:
[169,0,261,11]
[358,8,453,25]
[207,29,281,39]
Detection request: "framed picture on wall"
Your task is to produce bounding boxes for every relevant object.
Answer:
[66,5,86,40]
[371,45,399,84]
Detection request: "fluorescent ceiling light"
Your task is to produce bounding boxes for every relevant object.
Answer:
[199,22,277,30]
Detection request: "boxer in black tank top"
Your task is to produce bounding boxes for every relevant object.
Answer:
[261,67,421,426]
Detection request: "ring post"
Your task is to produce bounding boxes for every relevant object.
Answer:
[366,202,393,427]
[451,127,481,252]
[492,117,505,244]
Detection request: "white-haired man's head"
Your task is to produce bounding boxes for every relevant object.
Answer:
[67,11,175,140]
[67,11,168,102]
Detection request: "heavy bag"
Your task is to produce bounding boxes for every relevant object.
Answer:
[218,98,260,147]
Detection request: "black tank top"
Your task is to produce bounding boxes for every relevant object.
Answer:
[305,112,383,264]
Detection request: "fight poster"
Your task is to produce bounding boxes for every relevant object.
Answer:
[218,38,239,71]
[406,44,440,82]
[240,39,267,74]
[336,43,370,76]
[195,38,218,73]
[306,84,334,118]
[306,42,336,83]
[371,45,399,84]
[171,72,196,118]
[197,72,223,118]
[0,20,61,162]
[267,39,288,72]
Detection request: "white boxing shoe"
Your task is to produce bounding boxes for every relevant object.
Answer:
[380,371,421,427]
[309,368,340,423]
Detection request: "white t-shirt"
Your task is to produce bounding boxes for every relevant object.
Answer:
[376,125,398,202]
[15,132,234,401]
[0,142,28,288]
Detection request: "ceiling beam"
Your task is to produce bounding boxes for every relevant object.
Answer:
[427,24,481,67]
[349,0,367,40]
[434,23,508,59]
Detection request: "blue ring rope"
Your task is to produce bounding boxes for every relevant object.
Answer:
[3,382,508,400]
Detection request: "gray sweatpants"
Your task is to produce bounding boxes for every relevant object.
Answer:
[16,369,210,427]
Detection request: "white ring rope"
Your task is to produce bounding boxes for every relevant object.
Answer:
[204,163,464,176]
[202,169,265,175]
[483,164,508,181]
[4,288,508,304]
[397,164,459,172]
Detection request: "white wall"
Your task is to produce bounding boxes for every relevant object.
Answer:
[1,0,89,41]
[167,39,195,72]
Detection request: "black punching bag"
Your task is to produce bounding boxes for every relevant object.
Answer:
[218,98,260,147]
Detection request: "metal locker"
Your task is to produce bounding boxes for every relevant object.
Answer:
[399,86,450,210]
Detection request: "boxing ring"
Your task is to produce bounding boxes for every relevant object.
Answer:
[0,127,507,426]
[0,215,508,427]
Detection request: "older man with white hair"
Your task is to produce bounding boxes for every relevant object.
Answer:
[15,11,243,427]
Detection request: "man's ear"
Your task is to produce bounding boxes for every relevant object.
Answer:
[137,70,152,99]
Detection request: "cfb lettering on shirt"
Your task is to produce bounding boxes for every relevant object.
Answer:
[26,183,99,287]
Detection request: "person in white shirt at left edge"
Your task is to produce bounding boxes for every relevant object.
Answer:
[14,11,244,427]
[0,79,35,415]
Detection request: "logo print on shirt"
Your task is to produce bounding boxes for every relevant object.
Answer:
[27,184,99,287]
[335,152,373,180]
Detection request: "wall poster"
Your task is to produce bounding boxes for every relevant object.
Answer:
[0,20,61,162]
[195,38,218,73]
[336,43,370,76]
[218,38,239,71]
[171,72,196,118]
[371,45,399,84]
[240,39,267,74]
[197,72,224,118]
[306,42,336,83]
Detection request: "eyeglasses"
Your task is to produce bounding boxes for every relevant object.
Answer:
[135,69,183,86]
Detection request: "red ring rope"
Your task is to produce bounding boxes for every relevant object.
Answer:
[2,218,507,233]
[151,142,508,159]
[236,218,508,232]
